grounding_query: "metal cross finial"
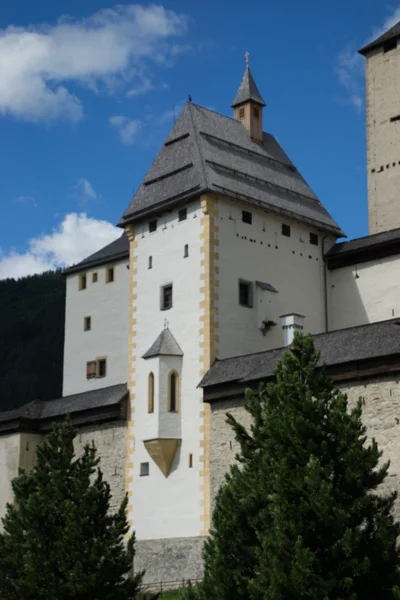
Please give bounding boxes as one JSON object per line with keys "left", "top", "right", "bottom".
{"left": 245, "top": 50, "right": 250, "bottom": 67}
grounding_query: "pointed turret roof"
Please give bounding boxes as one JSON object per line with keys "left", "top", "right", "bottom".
{"left": 119, "top": 102, "right": 343, "bottom": 236}
{"left": 142, "top": 328, "right": 183, "bottom": 359}
{"left": 231, "top": 65, "right": 266, "bottom": 107}
{"left": 359, "top": 21, "right": 400, "bottom": 55}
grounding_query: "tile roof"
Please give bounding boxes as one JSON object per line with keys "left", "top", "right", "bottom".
{"left": 142, "top": 328, "right": 183, "bottom": 359}
{"left": 231, "top": 66, "right": 266, "bottom": 107}
{"left": 0, "top": 384, "right": 128, "bottom": 430}
{"left": 200, "top": 319, "right": 400, "bottom": 388}
{"left": 359, "top": 21, "right": 400, "bottom": 55}
{"left": 65, "top": 233, "right": 129, "bottom": 275}
{"left": 119, "top": 103, "right": 343, "bottom": 236}
{"left": 326, "top": 227, "right": 400, "bottom": 268}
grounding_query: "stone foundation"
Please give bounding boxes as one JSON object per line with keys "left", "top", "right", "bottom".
{"left": 135, "top": 536, "right": 205, "bottom": 587}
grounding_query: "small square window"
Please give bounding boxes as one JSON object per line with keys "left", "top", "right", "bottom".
{"left": 97, "top": 358, "right": 107, "bottom": 378}
{"left": 86, "top": 361, "right": 96, "bottom": 380}
{"left": 282, "top": 224, "right": 291, "bottom": 237}
{"left": 79, "top": 274, "right": 87, "bottom": 291}
{"left": 384, "top": 39, "right": 397, "bottom": 53}
{"left": 178, "top": 208, "right": 187, "bottom": 222}
{"left": 84, "top": 316, "right": 91, "bottom": 331}
{"left": 140, "top": 462, "right": 149, "bottom": 476}
{"left": 239, "top": 107, "right": 245, "bottom": 120}
{"left": 148, "top": 256, "right": 153, "bottom": 269}
{"left": 310, "top": 232, "right": 319, "bottom": 246}
{"left": 239, "top": 280, "right": 253, "bottom": 308}
{"left": 242, "top": 210, "right": 252, "bottom": 224}
{"left": 149, "top": 219, "right": 157, "bottom": 233}
{"left": 161, "top": 284, "right": 173, "bottom": 311}
{"left": 92, "top": 272, "right": 98, "bottom": 283}
{"left": 106, "top": 267, "right": 114, "bottom": 283}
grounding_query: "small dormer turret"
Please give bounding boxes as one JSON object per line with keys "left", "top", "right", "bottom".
{"left": 231, "top": 51, "right": 266, "bottom": 144}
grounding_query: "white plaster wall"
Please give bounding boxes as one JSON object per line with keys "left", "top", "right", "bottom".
{"left": 63, "top": 259, "right": 129, "bottom": 396}
{"left": 0, "top": 434, "right": 20, "bottom": 524}
{"left": 328, "top": 255, "right": 400, "bottom": 331}
{"left": 216, "top": 197, "right": 334, "bottom": 357}
{"left": 132, "top": 199, "right": 203, "bottom": 540}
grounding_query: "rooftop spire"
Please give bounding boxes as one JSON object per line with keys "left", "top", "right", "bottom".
{"left": 231, "top": 54, "right": 266, "bottom": 108}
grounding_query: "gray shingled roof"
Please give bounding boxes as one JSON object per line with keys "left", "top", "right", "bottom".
{"left": 119, "top": 103, "right": 343, "bottom": 236}
{"left": 200, "top": 319, "right": 400, "bottom": 388}
{"left": 327, "top": 227, "right": 400, "bottom": 258}
{"left": 0, "top": 384, "right": 128, "bottom": 426}
{"left": 231, "top": 66, "right": 266, "bottom": 107}
{"left": 142, "top": 328, "right": 183, "bottom": 359}
{"left": 65, "top": 233, "right": 129, "bottom": 275}
{"left": 359, "top": 21, "right": 400, "bottom": 55}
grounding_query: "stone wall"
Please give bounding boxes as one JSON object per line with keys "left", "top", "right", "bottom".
{"left": 210, "top": 375, "right": 400, "bottom": 519}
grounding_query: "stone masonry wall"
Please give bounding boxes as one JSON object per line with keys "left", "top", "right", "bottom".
{"left": 210, "top": 375, "right": 400, "bottom": 519}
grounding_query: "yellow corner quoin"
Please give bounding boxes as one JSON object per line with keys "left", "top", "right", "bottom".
{"left": 125, "top": 224, "right": 137, "bottom": 533}
{"left": 199, "top": 193, "right": 220, "bottom": 536}
{"left": 144, "top": 438, "right": 182, "bottom": 477}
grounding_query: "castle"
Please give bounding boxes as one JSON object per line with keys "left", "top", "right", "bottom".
{"left": 1, "top": 22, "right": 400, "bottom": 585}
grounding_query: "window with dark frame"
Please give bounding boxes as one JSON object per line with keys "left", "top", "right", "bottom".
{"left": 239, "top": 280, "right": 253, "bottom": 308}
{"left": 149, "top": 219, "right": 157, "bottom": 233}
{"left": 92, "top": 272, "right": 98, "bottom": 283}
{"left": 140, "top": 462, "right": 149, "bottom": 476}
{"left": 84, "top": 316, "right": 91, "bottom": 331}
{"left": 309, "top": 232, "right": 319, "bottom": 246}
{"left": 148, "top": 372, "right": 154, "bottom": 413}
{"left": 97, "top": 358, "right": 107, "bottom": 378}
{"left": 184, "top": 244, "right": 189, "bottom": 258}
{"left": 281, "top": 223, "right": 291, "bottom": 237}
{"left": 106, "top": 267, "right": 114, "bottom": 283}
{"left": 384, "top": 39, "right": 397, "bottom": 53}
{"left": 161, "top": 284, "right": 173, "bottom": 310}
{"left": 86, "top": 361, "right": 96, "bottom": 379}
{"left": 178, "top": 207, "right": 187, "bottom": 222}
{"left": 169, "top": 372, "right": 177, "bottom": 412}
{"left": 79, "top": 274, "right": 87, "bottom": 291}
{"left": 242, "top": 210, "right": 252, "bottom": 224}
{"left": 239, "top": 107, "right": 245, "bottom": 119}
{"left": 148, "top": 256, "right": 153, "bottom": 269}
{"left": 253, "top": 107, "right": 260, "bottom": 119}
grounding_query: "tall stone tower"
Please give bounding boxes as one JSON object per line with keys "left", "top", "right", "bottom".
{"left": 360, "top": 22, "right": 400, "bottom": 234}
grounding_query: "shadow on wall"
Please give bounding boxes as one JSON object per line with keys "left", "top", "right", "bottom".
{"left": 328, "top": 262, "right": 374, "bottom": 331}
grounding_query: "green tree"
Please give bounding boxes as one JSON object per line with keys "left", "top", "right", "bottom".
{"left": 0, "top": 419, "right": 155, "bottom": 600}
{"left": 183, "top": 333, "right": 400, "bottom": 599}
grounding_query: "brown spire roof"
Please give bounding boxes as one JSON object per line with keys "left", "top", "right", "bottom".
{"left": 359, "top": 21, "right": 400, "bottom": 55}
{"left": 231, "top": 66, "right": 266, "bottom": 107}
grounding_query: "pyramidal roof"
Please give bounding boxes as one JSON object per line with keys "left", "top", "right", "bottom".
{"left": 119, "top": 102, "right": 343, "bottom": 237}
{"left": 359, "top": 21, "right": 400, "bottom": 55}
{"left": 142, "top": 328, "right": 183, "bottom": 359}
{"left": 231, "top": 66, "right": 266, "bottom": 107}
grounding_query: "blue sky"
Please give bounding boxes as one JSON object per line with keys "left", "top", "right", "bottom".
{"left": 0, "top": 0, "right": 398, "bottom": 278}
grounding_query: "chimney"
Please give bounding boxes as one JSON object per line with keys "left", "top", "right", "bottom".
{"left": 280, "top": 314, "right": 305, "bottom": 346}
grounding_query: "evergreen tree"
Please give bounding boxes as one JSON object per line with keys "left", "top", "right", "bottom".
{"left": 183, "top": 333, "right": 400, "bottom": 600}
{"left": 0, "top": 419, "right": 154, "bottom": 600}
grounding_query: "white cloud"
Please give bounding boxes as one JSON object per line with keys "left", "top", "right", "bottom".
{"left": 14, "top": 194, "right": 38, "bottom": 208}
{"left": 109, "top": 115, "right": 142, "bottom": 144}
{"left": 76, "top": 177, "right": 97, "bottom": 201}
{"left": 336, "top": 6, "right": 400, "bottom": 111}
{"left": 0, "top": 4, "right": 187, "bottom": 123}
{"left": 0, "top": 213, "right": 121, "bottom": 280}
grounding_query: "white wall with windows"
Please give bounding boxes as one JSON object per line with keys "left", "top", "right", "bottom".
{"left": 216, "top": 196, "right": 336, "bottom": 358}
{"left": 131, "top": 199, "right": 203, "bottom": 541}
{"left": 63, "top": 259, "right": 129, "bottom": 396}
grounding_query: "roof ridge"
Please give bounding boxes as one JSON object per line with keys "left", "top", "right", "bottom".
{"left": 187, "top": 103, "right": 210, "bottom": 190}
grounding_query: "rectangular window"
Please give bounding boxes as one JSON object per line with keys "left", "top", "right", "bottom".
{"left": 106, "top": 267, "right": 114, "bottom": 283}
{"left": 140, "top": 462, "right": 149, "bottom": 477}
{"left": 97, "top": 358, "right": 107, "bottom": 378}
{"left": 161, "top": 284, "right": 173, "bottom": 311}
{"left": 178, "top": 207, "right": 187, "bottom": 222}
{"left": 281, "top": 224, "right": 291, "bottom": 237}
{"left": 188, "top": 453, "right": 193, "bottom": 468}
{"left": 84, "top": 316, "right": 91, "bottom": 331}
{"left": 149, "top": 219, "right": 157, "bottom": 233}
{"left": 239, "top": 107, "right": 245, "bottom": 120}
{"left": 239, "top": 280, "right": 253, "bottom": 308}
{"left": 86, "top": 361, "right": 96, "bottom": 379}
{"left": 390, "top": 115, "right": 400, "bottom": 122}
{"left": 242, "top": 210, "right": 252, "bottom": 224}
{"left": 253, "top": 107, "right": 260, "bottom": 119}
{"left": 79, "top": 274, "right": 87, "bottom": 291}
{"left": 309, "top": 232, "right": 319, "bottom": 246}
{"left": 384, "top": 39, "right": 397, "bottom": 53}
{"left": 184, "top": 244, "right": 189, "bottom": 258}
{"left": 92, "top": 272, "right": 98, "bottom": 283}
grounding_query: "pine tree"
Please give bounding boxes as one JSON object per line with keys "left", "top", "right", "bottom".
{"left": 0, "top": 419, "right": 154, "bottom": 600}
{"left": 183, "top": 333, "right": 400, "bottom": 599}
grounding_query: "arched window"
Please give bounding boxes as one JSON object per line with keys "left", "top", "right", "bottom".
{"left": 148, "top": 372, "right": 154, "bottom": 413}
{"left": 168, "top": 371, "right": 179, "bottom": 412}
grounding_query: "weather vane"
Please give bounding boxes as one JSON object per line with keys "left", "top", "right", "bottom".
{"left": 245, "top": 50, "right": 250, "bottom": 67}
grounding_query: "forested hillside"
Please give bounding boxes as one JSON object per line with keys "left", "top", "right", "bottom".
{"left": 0, "top": 271, "right": 65, "bottom": 412}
